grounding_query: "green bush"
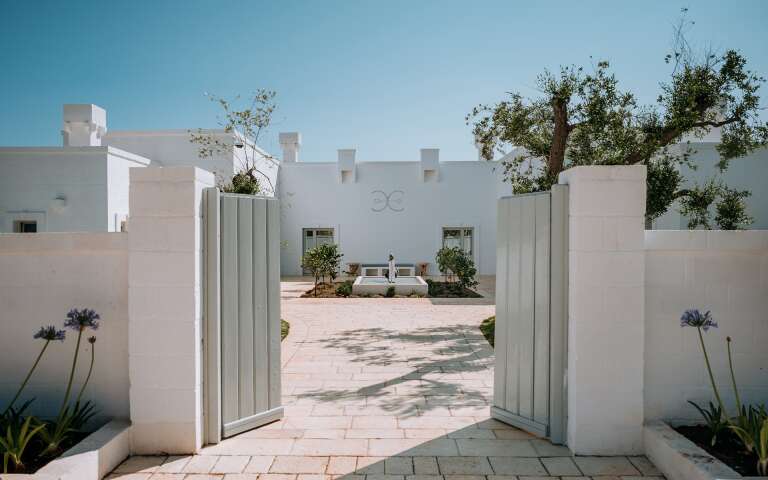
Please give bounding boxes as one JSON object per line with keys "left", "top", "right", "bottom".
{"left": 435, "top": 246, "right": 478, "bottom": 290}
{"left": 223, "top": 168, "right": 261, "bottom": 195}
{"left": 385, "top": 286, "right": 396, "bottom": 297}
{"left": 336, "top": 281, "right": 353, "bottom": 297}
{"left": 302, "top": 243, "right": 343, "bottom": 296}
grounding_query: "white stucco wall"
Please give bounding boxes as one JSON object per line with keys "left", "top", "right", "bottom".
{"left": 0, "top": 232, "right": 129, "bottom": 424}
{"left": 0, "top": 147, "right": 148, "bottom": 233}
{"left": 644, "top": 230, "right": 768, "bottom": 424}
{"left": 278, "top": 160, "right": 510, "bottom": 276}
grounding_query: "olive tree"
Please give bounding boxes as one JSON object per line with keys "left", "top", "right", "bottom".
{"left": 190, "top": 90, "right": 277, "bottom": 194}
{"left": 468, "top": 11, "right": 767, "bottom": 225}
{"left": 301, "top": 243, "right": 343, "bottom": 296}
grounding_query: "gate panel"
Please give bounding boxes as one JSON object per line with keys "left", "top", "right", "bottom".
{"left": 492, "top": 186, "right": 568, "bottom": 444}
{"left": 204, "top": 188, "right": 283, "bottom": 443}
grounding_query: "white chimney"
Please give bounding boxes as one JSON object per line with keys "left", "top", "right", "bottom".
{"left": 337, "top": 149, "right": 356, "bottom": 183}
{"left": 420, "top": 148, "right": 439, "bottom": 182}
{"left": 279, "top": 132, "right": 301, "bottom": 162}
{"left": 61, "top": 104, "right": 107, "bottom": 147}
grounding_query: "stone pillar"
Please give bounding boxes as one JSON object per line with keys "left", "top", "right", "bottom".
{"left": 558, "top": 165, "right": 646, "bottom": 455}
{"left": 127, "top": 166, "right": 214, "bottom": 454}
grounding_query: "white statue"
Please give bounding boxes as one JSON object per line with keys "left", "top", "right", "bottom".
{"left": 387, "top": 253, "right": 396, "bottom": 283}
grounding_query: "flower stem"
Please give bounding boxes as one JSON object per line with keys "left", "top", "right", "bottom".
{"left": 57, "top": 328, "right": 83, "bottom": 421}
{"left": 75, "top": 341, "right": 95, "bottom": 405}
{"left": 2, "top": 340, "right": 50, "bottom": 416}
{"left": 726, "top": 338, "right": 742, "bottom": 412}
{"left": 698, "top": 327, "right": 726, "bottom": 417}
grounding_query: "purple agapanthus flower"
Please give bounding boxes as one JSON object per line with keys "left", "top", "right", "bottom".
{"left": 64, "top": 308, "right": 100, "bottom": 331}
{"left": 680, "top": 309, "right": 717, "bottom": 331}
{"left": 34, "top": 325, "right": 66, "bottom": 341}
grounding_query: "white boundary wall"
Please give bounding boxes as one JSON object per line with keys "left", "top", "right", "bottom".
{"left": 0, "top": 232, "right": 129, "bottom": 423}
{"left": 644, "top": 230, "right": 768, "bottom": 424}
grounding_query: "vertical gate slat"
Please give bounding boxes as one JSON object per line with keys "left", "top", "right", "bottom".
{"left": 493, "top": 199, "right": 510, "bottom": 408}
{"left": 266, "top": 199, "right": 282, "bottom": 409}
{"left": 237, "top": 198, "right": 255, "bottom": 417}
{"left": 221, "top": 198, "right": 239, "bottom": 424}
{"left": 533, "top": 194, "right": 551, "bottom": 423}
{"left": 252, "top": 199, "right": 269, "bottom": 412}
{"left": 518, "top": 196, "right": 536, "bottom": 419}
{"left": 504, "top": 198, "right": 522, "bottom": 414}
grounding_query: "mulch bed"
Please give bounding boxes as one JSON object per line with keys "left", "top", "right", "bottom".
{"left": 675, "top": 425, "right": 758, "bottom": 476}
{"left": 300, "top": 280, "right": 482, "bottom": 298}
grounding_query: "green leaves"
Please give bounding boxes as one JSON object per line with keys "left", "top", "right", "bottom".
{"left": 435, "top": 246, "right": 478, "bottom": 290}
{"left": 302, "top": 243, "right": 344, "bottom": 295}
{"left": 0, "top": 414, "right": 45, "bottom": 473}
{"left": 688, "top": 400, "right": 727, "bottom": 446}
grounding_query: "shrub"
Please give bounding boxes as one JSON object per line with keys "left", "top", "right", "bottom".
{"left": 223, "top": 168, "right": 261, "bottom": 195}
{"left": 302, "top": 243, "right": 343, "bottom": 296}
{"left": 336, "top": 281, "right": 353, "bottom": 297}
{"left": 715, "top": 187, "right": 753, "bottom": 230}
{"left": 385, "top": 286, "right": 396, "bottom": 298}
{"left": 435, "top": 246, "right": 478, "bottom": 290}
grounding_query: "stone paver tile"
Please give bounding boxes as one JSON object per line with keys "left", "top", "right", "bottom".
{"left": 517, "top": 477, "right": 560, "bottom": 480}
{"left": 201, "top": 439, "right": 296, "bottom": 456}
{"left": 443, "top": 476, "right": 487, "bottom": 480}
{"left": 369, "top": 438, "right": 459, "bottom": 457}
{"left": 446, "top": 428, "right": 496, "bottom": 439}
{"left": 156, "top": 456, "right": 192, "bottom": 473}
{"left": 292, "top": 439, "right": 368, "bottom": 456}
{"left": 184, "top": 475, "right": 226, "bottom": 480}
{"left": 493, "top": 429, "right": 536, "bottom": 440}
{"left": 398, "top": 417, "right": 477, "bottom": 430}
{"left": 332, "top": 476, "right": 364, "bottom": 480}
{"left": 115, "top": 456, "right": 167, "bottom": 473}
{"left": 455, "top": 439, "right": 537, "bottom": 457}
{"left": 183, "top": 455, "right": 220, "bottom": 473}
{"left": 486, "top": 476, "right": 522, "bottom": 480}
{"left": 412, "top": 457, "right": 439, "bottom": 474}
{"left": 572, "top": 457, "right": 640, "bottom": 476}
{"left": 352, "top": 416, "right": 399, "bottom": 429}
{"left": 385, "top": 457, "right": 414, "bottom": 474}
{"left": 529, "top": 439, "right": 572, "bottom": 456}
{"left": 627, "top": 456, "right": 662, "bottom": 476}
{"left": 621, "top": 476, "right": 664, "bottom": 480}
{"left": 240, "top": 429, "right": 305, "bottom": 439}
{"left": 296, "top": 475, "right": 332, "bottom": 480}
{"left": 284, "top": 417, "right": 352, "bottom": 429}
{"left": 270, "top": 456, "right": 329, "bottom": 474}
{"left": 541, "top": 456, "right": 581, "bottom": 476}
{"left": 244, "top": 455, "right": 275, "bottom": 473}
{"left": 346, "top": 429, "right": 405, "bottom": 439}
{"left": 437, "top": 456, "right": 493, "bottom": 474}
{"left": 326, "top": 456, "right": 358, "bottom": 475}
{"left": 212, "top": 456, "right": 251, "bottom": 474}
{"left": 366, "top": 475, "right": 406, "bottom": 480}
{"left": 106, "top": 474, "right": 153, "bottom": 480}
{"left": 258, "top": 475, "right": 298, "bottom": 480}
{"left": 303, "top": 429, "right": 347, "bottom": 439}
{"left": 355, "top": 456, "right": 386, "bottom": 474}
{"left": 404, "top": 429, "right": 447, "bottom": 439}
{"left": 405, "top": 476, "right": 443, "bottom": 480}
{"left": 222, "top": 474, "right": 260, "bottom": 480}
{"left": 488, "top": 457, "right": 547, "bottom": 476}
{"left": 148, "top": 474, "right": 186, "bottom": 480}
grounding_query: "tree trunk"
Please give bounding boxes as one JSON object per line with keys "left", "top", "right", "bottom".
{"left": 549, "top": 98, "right": 568, "bottom": 177}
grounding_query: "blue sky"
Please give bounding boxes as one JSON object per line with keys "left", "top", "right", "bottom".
{"left": 1, "top": 1, "right": 766, "bottom": 162}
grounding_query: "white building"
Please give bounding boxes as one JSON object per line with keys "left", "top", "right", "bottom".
{"left": 276, "top": 136, "right": 511, "bottom": 276}
{"left": 0, "top": 104, "right": 276, "bottom": 233}
{"left": 1, "top": 104, "right": 766, "bottom": 275}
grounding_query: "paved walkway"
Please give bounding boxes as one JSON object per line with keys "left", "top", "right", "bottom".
{"left": 109, "top": 279, "right": 662, "bottom": 479}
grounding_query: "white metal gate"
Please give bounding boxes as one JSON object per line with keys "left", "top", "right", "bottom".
{"left": 204, "top": 188, "right": 283, "bottom": 444}
{"left": 492, "top": 185, "right": 568, "bottom": 444}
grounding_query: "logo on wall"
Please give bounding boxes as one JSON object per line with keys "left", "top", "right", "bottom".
{"left": 371, "top": 190, "right": 405, "bottom": 212}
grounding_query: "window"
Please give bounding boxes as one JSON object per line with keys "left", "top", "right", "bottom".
{"left": 442, "top": 227, "right": 473, "bottom": 256}
{"left": 13, "top": 220, "right": 37, "bottom": 233}
{"left": 302, "top": 228, "right": 335, "bottom": 274}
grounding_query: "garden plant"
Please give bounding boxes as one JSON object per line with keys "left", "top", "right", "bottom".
{"left": 0, "top": 308, "right": 101, "bottom": 474}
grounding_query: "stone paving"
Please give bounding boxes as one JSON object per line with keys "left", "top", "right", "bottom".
{"left": 108, "top": 278, "right": 663, "bottom": 479}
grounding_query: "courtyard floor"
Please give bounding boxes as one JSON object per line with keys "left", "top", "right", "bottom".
{"left": 108, "top": 277, "right": 663, "bottom": 479}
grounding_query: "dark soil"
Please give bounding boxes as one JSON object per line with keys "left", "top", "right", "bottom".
{"left": 14, "top": 431, "right": 89, "bottom": 474}
{"left": 675, "top": 424, "right": 758, "bottom": 476}
{"left": 300, "top": 280, "right": 482, "bottom": 298}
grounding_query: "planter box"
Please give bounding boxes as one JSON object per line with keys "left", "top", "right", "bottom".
{"left": 6, "top": 419, "right": 131, "bottom": 480}
{"left": 352, "top": 275, "right": 428, "bottom": 296}
{"left": 644, "top": 420, "right": 765, "bottom": 480}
